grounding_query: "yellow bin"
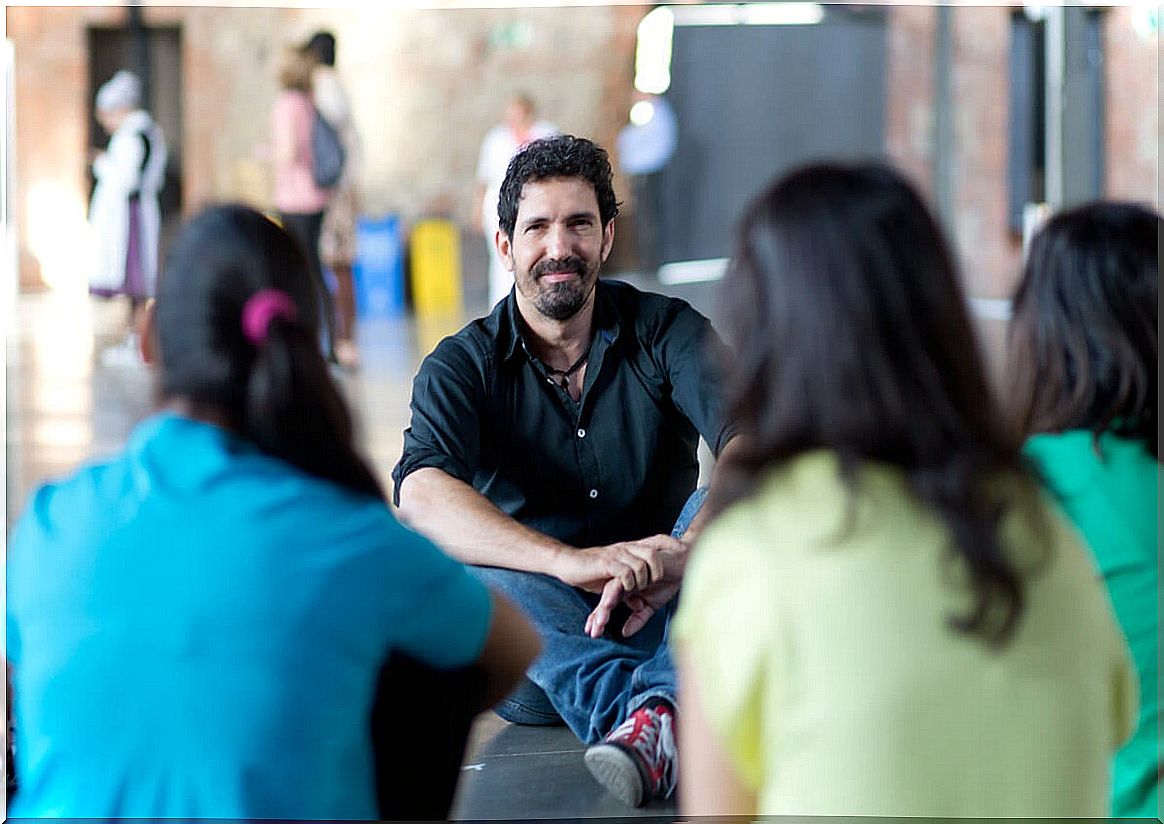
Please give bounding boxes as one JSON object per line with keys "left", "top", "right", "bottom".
{"left": 409, "top": 218, "right": 462, "bottom": 314}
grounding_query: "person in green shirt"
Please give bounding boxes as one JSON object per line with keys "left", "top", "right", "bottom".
{"left": 672, "top": 163, "right": 1136, "bottom": 817}
{"left": 1007, "top": 201, "right": 1160, "bottom": 819}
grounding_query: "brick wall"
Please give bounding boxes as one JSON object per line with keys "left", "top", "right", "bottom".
{"left": 280, "top": 6, "right": 645, "bottom": 220}
{"left": 1104, "top": 5, "right": 1160, "bottom": 204}
{"left": 884, "top": 5, "right": 1021, "bottom": 299}
{"left": 7, "top": 5, "right": 647, "bottom": 289}
{"left": 884, "top": 4, "right": 935, "bottom": 195}
{"left": 6, "top": 4, "right": 1157, "bottom": 295}
{"left": 8, "top": 6, "right": 121, "bottom": 290}
{"left": 948, "top": 6, "right": 1018, "bottom": 300}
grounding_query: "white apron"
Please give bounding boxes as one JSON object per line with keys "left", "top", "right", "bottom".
{"left": 88, "top": 110, "right": 168, "bottom": 296}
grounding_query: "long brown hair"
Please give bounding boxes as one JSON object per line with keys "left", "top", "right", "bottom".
{"left": 711, "top": 162, "right": 1040, "bottom": 645}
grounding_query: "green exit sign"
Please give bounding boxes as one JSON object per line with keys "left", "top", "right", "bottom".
{"left": 490, "top": 21, "right": 534, "bottom": 50}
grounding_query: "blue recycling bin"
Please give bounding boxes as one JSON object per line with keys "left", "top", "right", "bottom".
{"left": 354, "top": 215, "right": 405, "bottom": 317}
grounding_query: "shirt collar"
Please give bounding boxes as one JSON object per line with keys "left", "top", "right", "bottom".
{"left": 499, "top": 291, "right": 523, "bottom": 363}
{"left": 499, "top": 281, "right": 622, "bottom": 364}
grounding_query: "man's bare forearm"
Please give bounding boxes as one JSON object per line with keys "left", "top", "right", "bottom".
{"left": 396, "top": 467, "right": 570, "bottom": 574}
{"left": 398, "top": 468, "right": 675, "bottom": 598}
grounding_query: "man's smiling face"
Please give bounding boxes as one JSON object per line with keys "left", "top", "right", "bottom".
{"left": 499, "top": 176, "right": 614, "bottom": 322}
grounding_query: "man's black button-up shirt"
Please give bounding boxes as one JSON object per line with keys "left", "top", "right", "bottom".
{"left": 392, "top": 280, "right": 735, "bottom": 548}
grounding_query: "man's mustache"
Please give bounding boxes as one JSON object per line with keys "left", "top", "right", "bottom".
{"left": 532, "top": 257, "right": 586, "bottom": 279}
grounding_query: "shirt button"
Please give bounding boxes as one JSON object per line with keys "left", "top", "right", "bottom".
{"left": 589, "top": 489, "right": 598, "bottom": 499}
{"left": 577, "top": 428, "right": 586, "bottom": 438}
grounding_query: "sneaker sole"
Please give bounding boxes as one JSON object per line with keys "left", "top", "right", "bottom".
{"left": 584, "top": 744, "right": 646, "bottom": 807}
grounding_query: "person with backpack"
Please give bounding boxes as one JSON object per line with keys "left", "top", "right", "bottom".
{"left": 271, "top": 46, "right": 337, "bottom": 363}
{"left": 302, "top": 30, "right": 362, "bottom": 370}
{"left": 5, "top": 204, "right": 541, "bottom": 818}
{"left": 87, "top": 69, "right": 168, "bottom": 367}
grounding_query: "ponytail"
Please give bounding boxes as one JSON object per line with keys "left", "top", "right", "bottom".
{"left": 155, "top": 205, "right": 384, "bottom": 501}
{"left": 244, "top": 314, "right": 384, "bottom": 499}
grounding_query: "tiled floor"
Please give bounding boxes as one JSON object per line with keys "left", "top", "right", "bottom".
{"left": 5, "top": 266, "right": 716, "bottom": 819}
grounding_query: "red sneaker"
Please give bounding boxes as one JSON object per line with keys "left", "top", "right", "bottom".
{"left": 583, "top": 703, "right": 677, "bottom": 806}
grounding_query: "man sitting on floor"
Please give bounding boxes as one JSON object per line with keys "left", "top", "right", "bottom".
{"left": 392, "top": 135, "right": 735, "bottom": 807}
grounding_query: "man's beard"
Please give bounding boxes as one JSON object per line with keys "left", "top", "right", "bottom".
{"left": 522, "top": 256, "right": 597, "bottom": 320}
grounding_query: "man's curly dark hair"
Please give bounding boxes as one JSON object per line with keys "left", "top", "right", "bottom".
{"left": 497, "top": 134, "right": 621, "bottom": 239}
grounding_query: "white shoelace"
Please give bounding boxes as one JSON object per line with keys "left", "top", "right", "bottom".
{"left": 609, "top": 707, "right": 677, "bottom": 797}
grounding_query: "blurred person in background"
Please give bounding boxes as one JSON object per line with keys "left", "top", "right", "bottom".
{"left": 616, "top": 91, "right": 677, "bottom": 275}
{"left": 673, "top": 163, "right": 1135, "bottom": 817}
{"left": 473, "top": 93, "right": 556, "bottom": 308}
{"left": 88, "top": 69, "right": 168, "bottom": 367}
{"left": 272, "top": 46, "right": 336, "bottom": 363}
{"left": 303, "top": 30, "right": 362, "bottom": 370}
{"left": 5, "top": 204, "right": 539, "bottom": 819}
{"left": 1007, "top": 201, "right": 1160, "bottom": 819}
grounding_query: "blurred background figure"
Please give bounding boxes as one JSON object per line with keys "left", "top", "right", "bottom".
{"left": 616, "top": 91, "right": 676, "bottom": 275}
{"left": 1007, "top": 201, "right": 1160, "bottom": 820}
{"left": 673, "top": 163, "right": 1135, "bottom": 818}
{"left": 473, "top": 93, "right": 556, "bottom": 308}
{"left": 303, "top": 30, "right": 362, "bottom": 370}
{"left": 88, "top": 69, "right": 168, "bottom": 367}
{"left": 271, "top": 46, "right": 337, "bottom": 363}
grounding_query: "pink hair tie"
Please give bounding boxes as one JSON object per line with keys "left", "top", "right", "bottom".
{"left": 242, "top": 289, "right": 298, "bottom": 345}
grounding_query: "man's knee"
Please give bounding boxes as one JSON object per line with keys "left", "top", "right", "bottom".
{"left": 493, "top": 677, "right": 564, "bottom": 727}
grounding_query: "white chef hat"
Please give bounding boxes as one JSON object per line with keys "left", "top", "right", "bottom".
{"left": 96, "top": 70, "right": 142, "bottom": 112}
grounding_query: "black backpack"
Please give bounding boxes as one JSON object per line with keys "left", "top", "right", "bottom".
{"left": 311, "top": 107, "right": 345, "bottom": 189}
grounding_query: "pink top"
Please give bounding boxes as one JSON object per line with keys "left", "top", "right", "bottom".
{"left": 272, "top": 90, "right": 329, "bottom": 214}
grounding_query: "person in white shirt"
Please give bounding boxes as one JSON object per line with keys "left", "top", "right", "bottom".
{"left": 88, "top": 69, "right": 168, "bottom": 367}
{"left": 617, "top": 92, "right": 677, "bottom": 274}
{"left": 472, "top": 94, "right": 556, "bottom": 308}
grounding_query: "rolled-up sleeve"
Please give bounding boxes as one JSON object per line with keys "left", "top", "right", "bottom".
{"left": 391, "top": 339, "right": 485, "bottom": 505}
{"left": 654, "top": 302, "right": 738, "bottom": 456}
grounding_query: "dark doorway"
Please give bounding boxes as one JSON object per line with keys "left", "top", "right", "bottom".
{"left": 657, "top": 5, "right": 888, "bottom": 266}
{"left": 88, "top": 24, "right": 183, "bottom": 259}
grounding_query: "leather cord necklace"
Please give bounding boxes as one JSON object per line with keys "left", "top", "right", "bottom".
{"left": 518, "top": 333, "right": 590, "bottom": 395}
{"left": 544, "top": 349, "right": 589, "bottom": 392}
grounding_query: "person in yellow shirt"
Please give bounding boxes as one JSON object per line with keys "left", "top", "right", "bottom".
{"left": 672, "top": 163, "right": 1136, "bottom": 817}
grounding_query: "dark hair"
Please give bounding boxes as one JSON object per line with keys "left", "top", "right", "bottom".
{"left": 154, "top": 204, "right": 384, "bottom": 499}
{"left": 1007, "top": 202, "right": 1160, "bottom": 459}
{"left": 303, "top": 31, "right": 337, "bottom": 66}
{"left": 278, "top": 47, "right": 313, "bottom": 92}
{"left": 497, "top": 134, "right": 620, "bottom": 239}
{"left": 712, "top": 162, "right": 1041, "bottom": 645}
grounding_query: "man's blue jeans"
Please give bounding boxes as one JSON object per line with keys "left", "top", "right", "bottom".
{"left": 470, "top": 488, "right": 706, "bottom": 745}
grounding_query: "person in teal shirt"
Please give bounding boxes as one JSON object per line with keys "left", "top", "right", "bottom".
{"left": 1008, "top": 200, "right": 1160, "bottom": 819}
{"left": 5, "top": 205, "right": 540, "bottom": 819}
